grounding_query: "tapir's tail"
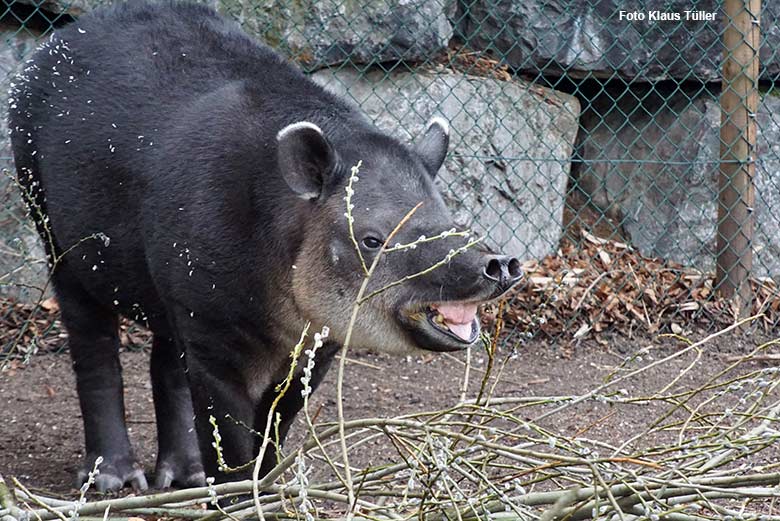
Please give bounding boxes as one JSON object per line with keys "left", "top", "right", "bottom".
{"left": 9, "top": 114, "right": 61, "bottom": 268}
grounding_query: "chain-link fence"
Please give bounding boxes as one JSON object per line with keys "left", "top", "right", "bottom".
{"left": 1, "top": 0, "right": 777, "bottom": 352}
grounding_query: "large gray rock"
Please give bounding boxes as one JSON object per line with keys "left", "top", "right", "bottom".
{"left": 460, "top": 0, "right": 780, "bottom": 82}
{"left": 576, "top": 87, "right": 780, "bottom": 277}
{"left": 313, "top": 68, "right": 580, "bottom": 260}
{"left": 1, "top": 30, "right": 50, "bottom": 301}
{"left": 216, "top": 0, "right": 456, "bottom": 68}
{"left": 13, "top": 0, "right": 456, "bottom": 69}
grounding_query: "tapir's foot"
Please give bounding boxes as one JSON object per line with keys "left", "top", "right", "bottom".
{"left": 77, "top": 454, "right": 148, "bottom": 492}
{"left": 154, "top": 455, "right": 205, "bottom": 489}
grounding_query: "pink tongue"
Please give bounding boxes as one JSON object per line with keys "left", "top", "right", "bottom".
{"left": 431, "top": 303, "right": 478, "bottom": 341}
{"left": 447, "top": 322, "right": 474, "bottom": 341}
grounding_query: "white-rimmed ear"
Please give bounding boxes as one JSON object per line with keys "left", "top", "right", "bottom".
{"left": 277, "top": 121, "right": 337, "bottom": 199}
{"left": 415, "top": 117, "right": 450, "bottom": 177}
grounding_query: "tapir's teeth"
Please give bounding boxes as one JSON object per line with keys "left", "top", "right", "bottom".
{"left": 434, "top": 313, "right": 446, "bottom": 324}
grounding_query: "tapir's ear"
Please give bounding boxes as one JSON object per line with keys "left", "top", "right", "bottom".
{"left": 415, "top": 117, "right": 450, "bottom": 177}
{"left": 277, "top": 121, "right": 337, "bottom": 199}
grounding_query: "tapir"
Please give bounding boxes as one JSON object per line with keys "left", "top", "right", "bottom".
{"left": 9, "top": 1, "right": 523, "bottom": 491}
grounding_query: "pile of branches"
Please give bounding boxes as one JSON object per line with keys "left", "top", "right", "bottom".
{"left": 2, "top": 320, "right": 780, "bottom": 521}
{"left": 504, "top": 230, "right": 780, "bottom": 342}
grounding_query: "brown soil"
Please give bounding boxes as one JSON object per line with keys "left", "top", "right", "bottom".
{"left": 1, "top": 328, "right": 777, "bottom": 498}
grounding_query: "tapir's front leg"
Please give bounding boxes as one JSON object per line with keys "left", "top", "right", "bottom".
{"left": 252, "top": 340, "right": 340, "bottom": 476}
{"left": 185, "top": 348, "right": 258, "bottom": 485}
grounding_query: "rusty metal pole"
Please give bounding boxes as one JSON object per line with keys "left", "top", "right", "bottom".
{"left": 716, "top": 0, "right": 760, "bottom": 316}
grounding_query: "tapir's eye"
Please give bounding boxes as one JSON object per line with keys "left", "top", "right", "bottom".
{"left": 361, "top": 236, "right": 384, "bottom": 250}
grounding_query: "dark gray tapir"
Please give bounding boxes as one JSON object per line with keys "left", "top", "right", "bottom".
{"left": 9, "top": 1, "right": 522, "bottom": 491}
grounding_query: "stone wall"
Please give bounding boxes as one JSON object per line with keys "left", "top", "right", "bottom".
{"left": 458, "top": 1, "right": 780, "bottom": 82}
{"left": 576, "top": 88, "right": 780, "bottom": 278}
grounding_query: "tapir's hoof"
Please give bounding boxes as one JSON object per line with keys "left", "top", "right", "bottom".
{"left": 154, "top": 459, "right": 206, "bottom": 489}
{"left": 77, "top": 455, "right": 149, "bottom": 493}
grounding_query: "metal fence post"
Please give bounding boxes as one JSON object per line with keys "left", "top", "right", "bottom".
{"left": 716, "top": 0, "right": 760, "bottom": 315}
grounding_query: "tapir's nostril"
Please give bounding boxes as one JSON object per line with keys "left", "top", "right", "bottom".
{"left": 508, "top": 258, "right": 522, "bottom": 279}
{"left": 485, "top": 258, "right": 503, "bottom": 281}
{"left": 483, "top": 255, "right": 523, "bottom": 288}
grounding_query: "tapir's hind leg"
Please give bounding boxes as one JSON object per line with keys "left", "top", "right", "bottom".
{"left": 149, "top": 328, "right": 205, "bottom": 488}
{"left": 53, "top": 271, "right": 148, "bottom": 492}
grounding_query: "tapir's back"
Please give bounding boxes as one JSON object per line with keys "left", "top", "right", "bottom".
{"left": 11, "top": 3, "right": 322, "bottom": 270}
{"left": 8, "top": 1, "right": 330, "bottom": 317}
{"left": 11, "top": 1, "right": 300, "bottom": 212}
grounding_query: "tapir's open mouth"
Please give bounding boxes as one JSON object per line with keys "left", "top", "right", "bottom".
{"left": 400, "top": 300, "right": 483, "bottom": 352}
{"left": 398, "top": 270, "right": 523, "bottom": 352}
{"left": 426, "top": 302, "right": 480, "bottom": 344}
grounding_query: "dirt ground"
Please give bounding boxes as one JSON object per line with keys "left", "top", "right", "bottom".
{"left": 0, "top": 327, "right": 778, "bottom": 498}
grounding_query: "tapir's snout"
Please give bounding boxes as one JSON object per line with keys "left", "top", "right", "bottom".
{"left": 396, "top": 251, "right": 524, "bottom": 353}
{"left": 482, "top": 254, "right": 524, "bottom": 293}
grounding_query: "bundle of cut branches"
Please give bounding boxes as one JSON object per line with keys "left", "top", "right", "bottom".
{"left": 2, "top": 319, "right": 780, "bottom": 521}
